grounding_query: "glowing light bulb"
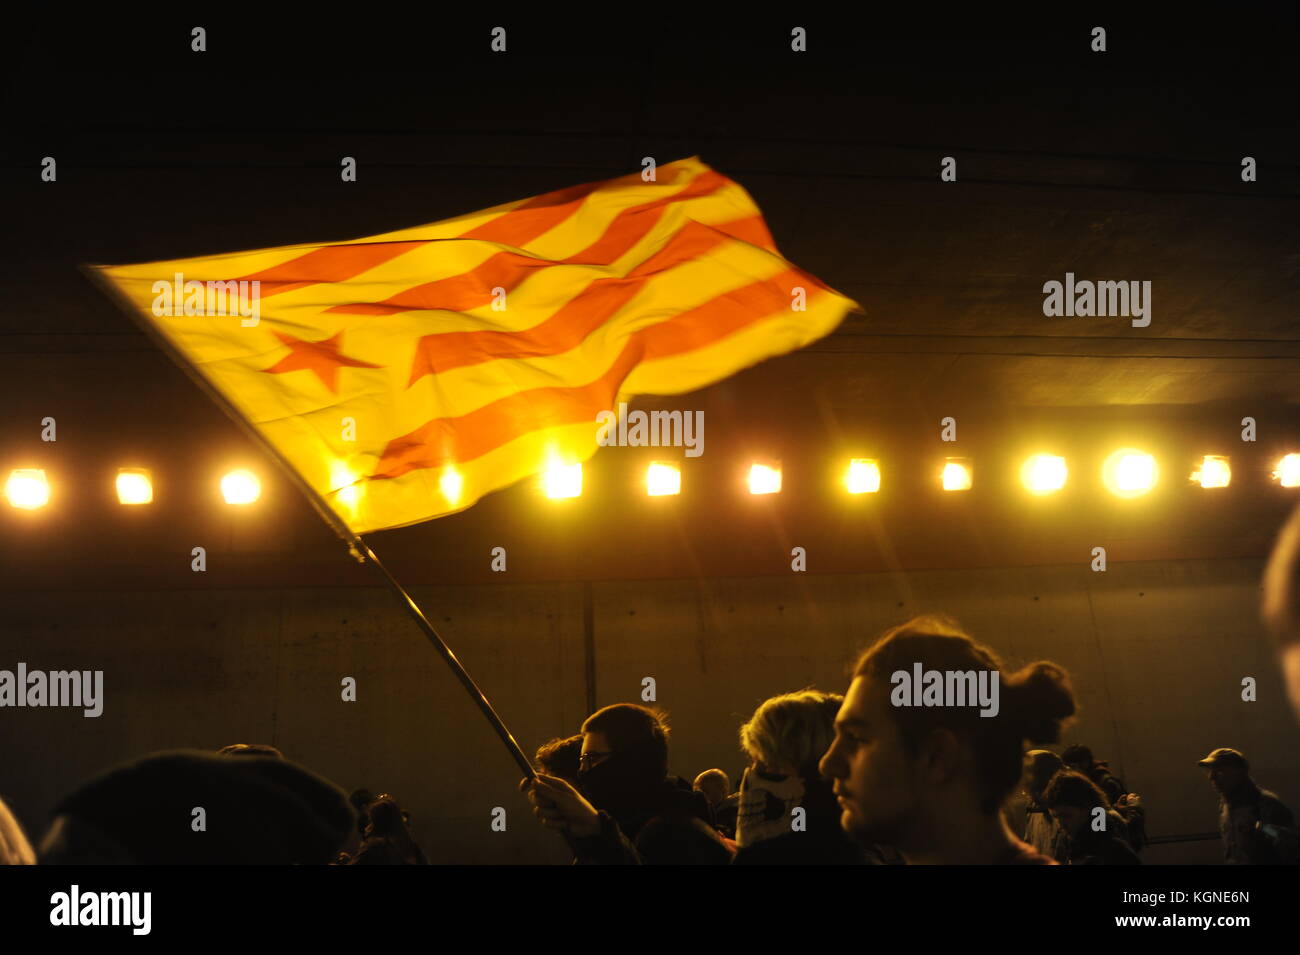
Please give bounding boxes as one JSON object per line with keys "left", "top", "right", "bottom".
{"left": 1021, "top": 455, "right": 1067, "bottom": 495}
{"left": 942, "top": 459, "right": 972, "bottom": 491}
{"left": 543, "top": 461, "right": 582, "bottom": 499}
{"left": 1103, "top": 450, "right": 1156, "bottom": 498}
{"left": 116, "top": 468, "right": 153, "bottom": 505}
{"left": 646, "top": 462, "right": 681, "bottom": 497}
{"left": 440, "top": 467, "right": 464, "bottom": 506}
{"left": 748, "top": 463, "right": 782, "bottom": 495}
{"left": 1275, "top": 454, "right": 1300, "bottom": 488}
{"left": 5, "top": 469, "right": 49, "bottom": 509}
{"left": 846, "top": 459, "right": 881, "bottom": 494}
{"left": 221, "top": 469, "right": 261, "bottom": 505}
{"left": 1192, "top": 455, "right": 1231, "bottom": 489}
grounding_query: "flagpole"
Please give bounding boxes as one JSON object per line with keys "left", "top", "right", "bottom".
{"left": 83, "top": 266, "right": 537, "bottom": 780}
{"left": 351, "top": 536, "right": 537, "bottom": 778}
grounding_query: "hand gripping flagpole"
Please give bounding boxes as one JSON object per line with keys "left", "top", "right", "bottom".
{"left": 85, "top": 266, "right": 537, "bottom": 780}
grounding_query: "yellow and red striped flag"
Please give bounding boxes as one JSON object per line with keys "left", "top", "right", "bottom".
{"left": 93, "top": 157, "right": 860, "bottom": 534}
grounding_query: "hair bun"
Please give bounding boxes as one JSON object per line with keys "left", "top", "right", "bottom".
{"left": 1004, "top": 662, "right": 1076, "bottom": 743}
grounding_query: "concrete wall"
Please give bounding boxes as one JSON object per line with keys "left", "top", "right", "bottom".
{"left": 2, "top": 557, "right": 1295, "bottom": 864}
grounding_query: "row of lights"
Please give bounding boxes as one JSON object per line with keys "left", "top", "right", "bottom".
{"left": 4, "top": 468, "right": 262, "bottom": 510}
{"left": 548, "top": 451, "right": 1300, "bottom": 499}
{"left": 6, "top": 453, "right": 1300, "bottom": 511}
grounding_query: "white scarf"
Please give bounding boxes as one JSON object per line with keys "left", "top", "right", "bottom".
{"left": 735, "top": 766, "right": 805, "bottom": 848}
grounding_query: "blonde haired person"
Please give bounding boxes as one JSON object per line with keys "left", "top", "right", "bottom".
{"left": 733, "top": 689, "right": 892, "bottom": 864}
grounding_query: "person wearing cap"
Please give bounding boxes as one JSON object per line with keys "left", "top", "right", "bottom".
{"left": 1199, "top": 747, "right": 1297, "bottom": 865}
{"left": 1263, "top": 501, "right": 1300, "bottom": 724}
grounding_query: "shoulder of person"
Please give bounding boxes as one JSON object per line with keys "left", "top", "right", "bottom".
{"left": 1258, "top": 790, "right": 1295, "bottom": 819}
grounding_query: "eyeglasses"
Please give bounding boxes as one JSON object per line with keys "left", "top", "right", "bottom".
{"left": 578, "top": 751, "right": 612, "bottom": 770}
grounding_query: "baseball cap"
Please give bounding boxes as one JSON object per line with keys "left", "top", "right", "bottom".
{"left": 1198, "top": 747, "right": 1249, "bottom": 770}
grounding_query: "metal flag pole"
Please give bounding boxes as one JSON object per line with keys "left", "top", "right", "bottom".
{"left": 84, "top": 266, "right": 537, "bottom": 780}
{"left": 350, "top": 535, "right": 536, "bottom": 778}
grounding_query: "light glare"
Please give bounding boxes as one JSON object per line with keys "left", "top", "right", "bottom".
{"left": 5, "top": 469, "right": 49, "bottom": 510}
{"left": 116, "top": 468, "right": 153, "bottom": 505}
{"left": 221, "top": 469, "right": 261, "bottom": 505}
{"left": 646, "top": 462, "right": 680, "bottom": 497}
{"left": 1103, "top": 450, "right": 1156, "bottom": 498}
{"left": 942, "top": 459, "right": 972, "bottom": 491}
{"left": 846, "top": 459, "right": 881, "bottom": 494}
{"left": 748, "top": 463, "right": 782, "bottom": 495}
{"left": 330, "top": 462, "right": 362, "bottom": 512}
{"left": 1275, "top": 454, "right": 1300, "bottom": 488}
{"left": 440, "top": 467, "right": 464, "bottom": 505}
{"left": 1192, "top": 455, "right": 1231, "bottom": 489}
{"left": 1021, "top": 454, "right": 1067, "bottom": 495}
{"left": 543, "top": 461, "right": 582, "bottom": 499}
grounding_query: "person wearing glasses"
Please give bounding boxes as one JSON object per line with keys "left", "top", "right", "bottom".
{"left": 522, "top": 703, "right": 729, "bottom": 864}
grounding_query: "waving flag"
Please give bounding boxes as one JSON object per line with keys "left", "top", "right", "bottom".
{"left": 93, "top": 157, "right": 860, "bottom": 534}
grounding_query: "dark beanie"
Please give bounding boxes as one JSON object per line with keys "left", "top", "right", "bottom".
{"left": 52, "top": 749, "right": 354, "bottom": 864}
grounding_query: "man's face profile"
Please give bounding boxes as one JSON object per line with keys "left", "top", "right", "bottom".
{"left": 819, "top": 675, "right": 917, "bottom": 847}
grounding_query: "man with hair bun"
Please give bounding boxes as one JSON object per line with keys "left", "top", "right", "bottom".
{"left": 820, "top": 615, "right": 1077, "bottom": 864}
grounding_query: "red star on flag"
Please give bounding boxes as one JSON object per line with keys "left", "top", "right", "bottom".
{"left": 262, "top": 330, "right": 380, "bottom": 393}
